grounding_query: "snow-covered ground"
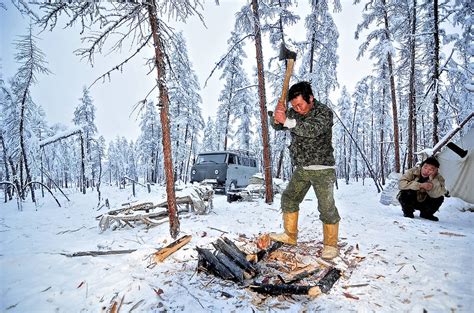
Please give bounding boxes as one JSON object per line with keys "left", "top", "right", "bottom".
{"left": 1, "top": 180, "right": 473, "bottom": 312}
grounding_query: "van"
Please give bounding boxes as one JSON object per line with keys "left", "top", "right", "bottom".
{"left": 190, "top": 151, "right": 258, "bottom": 193}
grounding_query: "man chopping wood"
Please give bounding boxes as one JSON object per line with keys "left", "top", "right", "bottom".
{"left": 268, "top": 81, "right": 341, "bottom": 260}
{"left": 398, "top": 156, "right": 446, "bottom": 221}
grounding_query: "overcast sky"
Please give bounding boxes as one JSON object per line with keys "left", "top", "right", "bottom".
{"left": 1, "top": 1, "right": 367, "bottom": 144}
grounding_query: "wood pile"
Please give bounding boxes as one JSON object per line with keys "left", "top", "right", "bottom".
{"left": 196, "top": 236, "right": 364, "bottom": 299}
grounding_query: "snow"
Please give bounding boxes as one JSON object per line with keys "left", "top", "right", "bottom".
{"left": 1, "top": 180, "right": 473, "bottom": 312}
{"left": 37, "top": 126, "right": 83, "bottom": 147}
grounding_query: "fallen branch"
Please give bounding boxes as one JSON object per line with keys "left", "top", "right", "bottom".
{"left": 61, "top": 249, "right": 137, "bottom": 257}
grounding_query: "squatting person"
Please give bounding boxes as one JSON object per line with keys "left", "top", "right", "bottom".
{"left": 268, "top": 81, "right": 341, "bottom": 260}
{"left": 398, "top": 156, "right": 446, "bottom": 221}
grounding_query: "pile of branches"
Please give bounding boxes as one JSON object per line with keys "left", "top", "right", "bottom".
{"left": 97, "top": 185, "right": 214, "bottom": 231}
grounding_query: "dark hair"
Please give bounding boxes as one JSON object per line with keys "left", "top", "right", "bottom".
{"left": 288, "top": 81, "right": 313, "bottom": 104}
{"left": 421, "top": 156, "right": 440, "bottom": 168}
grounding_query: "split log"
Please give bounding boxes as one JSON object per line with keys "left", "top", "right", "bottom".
{"left": 212, "top": 237, "right": 258, "bottom": 277}
{"left": 317, "top": 268, "right": 342, "bottom": 293}
{"left": 249, "top": 267, "right": 341, "bottom": 297}
{"left": 154, "top": 235, "right": 192, "bottom": 262}
{"left": 247, "top": 241, "right": 283, "bottom": 263}
{"left": 61, "top": 249, "right": 137, "bottom": 257}
{"left": 196, "top": 247, "right": 236, "bottom": 281}
{"left": 283, "top": 264, "right": 320, "bottom": 284}
{"left": 249, "top": 283, "right": 322, "bottom": 297}
{"left": 214, "top": 251, "right": 245, "bottom": 283}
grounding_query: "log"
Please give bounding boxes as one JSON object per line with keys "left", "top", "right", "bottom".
{"left": 317, "top": 268, "right": 342, "bottom": 293}
{"left": 255, "top": 241, "right": 283, "bottom": 262}
{"left": 154, "top": 235, "right": 192, "bottom": 262}
{"left": 214, "top": 251, "right": 244, "bottom": 283}
{"left": 249, "top": 283, "right": 322, "bottom": 297}
{"left": 249, "top": 267, "right": 341, "bottom": 297}
{"left": 212, "top": 238, "right": 258, "bottom": 277}
{"left": 196, "top": 247, "right": 235, "bottom": 281}
{"left": 283, "top": 264, "right": 320, "bottom": 284}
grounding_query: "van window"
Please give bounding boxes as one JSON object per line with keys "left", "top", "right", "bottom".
{"left": 250, "top": 159, "right": 256, "bottom": 167}
{"left": 228, "top": 154, "right": 238, "bottom": 164}
{"left": 196, "top": 153, "right": 226, "bottom": 164}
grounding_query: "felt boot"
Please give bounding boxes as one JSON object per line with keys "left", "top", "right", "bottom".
{"left": 269, "top": 211, "right": 298, "bottom": 245}
{"left": 322, "top": 223, "right": 339, "bottom": 260}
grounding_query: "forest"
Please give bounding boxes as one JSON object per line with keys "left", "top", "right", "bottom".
{"left": 1, "top": 0, "right": 472, "bottom": 208}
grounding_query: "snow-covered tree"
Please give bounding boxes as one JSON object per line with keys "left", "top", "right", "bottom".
{"left": 73, "top": 86, "right": 98, "bottom": 187}
{"left": 1, "top": 26, "right": 50, "bottom": 202}
{"left": 202, "top": 117, "right": 219, "bottom": 153}
{"left": 355, "top": 0, "right": 401, "bottom": 173}
{"left": 137, "top": 100, "right": 162, "bottom": 183}
{"left": 216, "top": 31, "right": 254, "bottom": 151}
{"left": 168, "top": 31, "right": 204, "bottom": 182}
{"left": 299, "top": 0, "right": 340, "bottom": 103}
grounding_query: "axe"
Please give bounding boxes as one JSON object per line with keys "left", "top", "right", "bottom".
{"left": 275, "top": 43, "right": 297, "bottom": 123}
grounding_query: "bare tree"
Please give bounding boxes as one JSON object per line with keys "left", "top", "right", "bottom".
{"left": 21, "top": 0, "right": 205, "bottom": 238}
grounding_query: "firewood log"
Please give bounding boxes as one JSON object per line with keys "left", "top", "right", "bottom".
{"left": 154, "top": 235, "right": 192, "bottom": 262}
{"left": 212, "top": 238, "right": 258, "bottom": 277}
{"left": 196, "top": 247, "right": 235, "bottom": 281}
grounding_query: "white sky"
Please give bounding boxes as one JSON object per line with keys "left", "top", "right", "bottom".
{"left": 0, "top": 0, "right": 368, "bottom": 144}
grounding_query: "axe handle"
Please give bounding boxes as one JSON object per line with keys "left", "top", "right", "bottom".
{"left": 279, "top": 58, "right": 295, "bottom": 109}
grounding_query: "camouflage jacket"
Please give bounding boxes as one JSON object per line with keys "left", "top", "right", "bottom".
{"left": 270, "top": 100, "right": 335, "bottom": 167}
{"left": 399, "top": 167, "right": 446, "bottom": 198}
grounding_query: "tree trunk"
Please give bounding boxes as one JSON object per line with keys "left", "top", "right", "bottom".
{"left": 432, "top": 0, "right": 440, "bottom": 145}
{"left": 0, "top": 134, "right": 13, "bottom": 201}
{"left": 19, "top": 73, "right": 35, "bottom": 203}
{"left": 147, "top": 1, "right": 180, "bottom": 239}
{"left": 407, "top": 0, "right": 417, "bottom": 169}
{"left": 80, "top": 133, "right": 86, "bottom": 194}
{"left": 251, "top": 0, "right": 273, "bottom": 204}
{"left": 382, "top": 0, "right": 400, "bottom": 173}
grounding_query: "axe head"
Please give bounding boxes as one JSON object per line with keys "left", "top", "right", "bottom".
{"left": 279, "top": 43, "right": 297, "bottom": 61}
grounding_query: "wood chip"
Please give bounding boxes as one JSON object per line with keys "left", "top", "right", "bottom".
{"left": 439, "top": 231, "right": 465, "bottom": 237}
{"left": 343, "top": 292, "right": 360, "bottom": 300}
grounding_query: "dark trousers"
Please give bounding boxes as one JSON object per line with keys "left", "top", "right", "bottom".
{"left": 398, "top": 190, "right": 444, "bottom": 216}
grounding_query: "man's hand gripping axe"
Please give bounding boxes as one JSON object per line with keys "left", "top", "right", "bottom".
{"left": 275, "top": 43, "right": 297, "bottom": 124}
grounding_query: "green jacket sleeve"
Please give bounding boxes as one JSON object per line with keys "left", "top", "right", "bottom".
{"left": 290, "top": 106, "right": 333, "bottom": 138}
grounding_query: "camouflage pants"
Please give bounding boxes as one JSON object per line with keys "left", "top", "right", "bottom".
{"left": 281, "top": 167, "right": 340, "bottom": 224}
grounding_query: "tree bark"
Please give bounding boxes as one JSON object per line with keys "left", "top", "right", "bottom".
{"left": 407, "top": 0, "right": 417, "bottom": 169}
{"left": 0, "top": 134, "right": 13, "bottom": 201}
{"left": 147, "top": 0, "right": 180, "bottom": 238}
{"left": 80, "top": 133, "right": 86, "bottom": 194}
{"left": 432, "top": 0, "right": 440, "bottom": 145}
{"left": 251, "top": 0, "right": 273, "bottom": 204}
{"left": 382, "top": 1, "right": 400, "bottom": 173}
{"left": 19, "top": 71, "right": 35, "bottom": 203}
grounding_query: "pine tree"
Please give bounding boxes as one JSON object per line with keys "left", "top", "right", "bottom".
{"left": 137, "top": 100, "right": 162, "bottom": 183}
{"left": 73, "top": 86, "right": 98, "bottom": 187}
